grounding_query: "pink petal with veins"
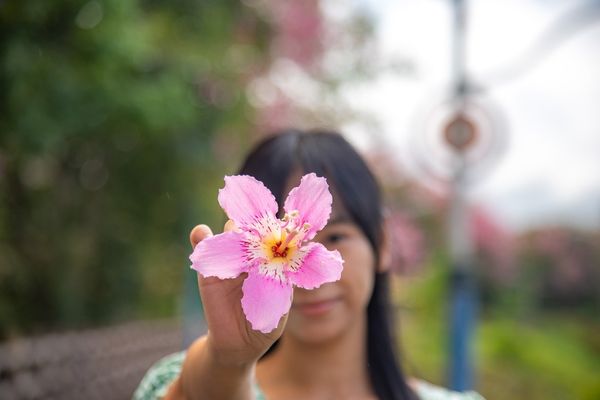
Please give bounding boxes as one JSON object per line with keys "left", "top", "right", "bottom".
{"left": 241, "top": 271, "right": 293, "bottom": 333}
{"left": 287, "top": 242, "right": 344, "bottom": 289}
{"left": 283, "top": 173, "right": 332, "bottom": 240}
{"left": 190, "top": 231, "right": 248, "bottom": 279}
{"left": 218, "top": 175, "right": 278, "bottom": 230}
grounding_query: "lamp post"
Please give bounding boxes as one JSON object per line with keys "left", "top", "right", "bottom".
{"left": 407, "top": 10, "right": 507, "bottom": 388}
{"left": 409, "top": 91, "right": 506, "bottom": 392}
{"left": 446, "top": 0, "right": 479, "bottom": 389}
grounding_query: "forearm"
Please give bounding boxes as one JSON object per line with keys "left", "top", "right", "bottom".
{"left": 172, "top": 335, "right": 256, "bottom": 400}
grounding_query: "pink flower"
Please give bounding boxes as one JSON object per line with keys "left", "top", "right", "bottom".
{"left": 190, "top": 173, "right": 344, "bottom": 333}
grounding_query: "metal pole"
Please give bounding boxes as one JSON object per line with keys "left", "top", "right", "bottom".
{"left": 448, "top": 0, "right": 477, "bottom": 391}
{"left": 452, "top": 0, "right": 467, "bottom": 97}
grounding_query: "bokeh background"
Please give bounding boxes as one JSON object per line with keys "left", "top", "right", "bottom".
{"left": 1, "top": 0, "right": 599, "bottom": 399}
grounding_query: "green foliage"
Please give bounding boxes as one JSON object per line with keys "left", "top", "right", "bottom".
{"left": 398, "top": 257, "right": 600, "bottom": 400}
{"left": 397, "top": 255, "right": 449, "bottom": 384}
{"left": 0, "top": 0, "right": 271, "bottom": 338}
{"left": 477, "top": 316, "right": 600, "bottom": 400}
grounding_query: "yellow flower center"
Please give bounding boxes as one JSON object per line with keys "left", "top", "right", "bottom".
{"left": 264, "top": 233, "right": 297, "bottom": 262}
{"left": 261, "top": 211, "right": 310, "bottom": 263}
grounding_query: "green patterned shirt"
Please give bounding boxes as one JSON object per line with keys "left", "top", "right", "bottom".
{"left": 133, "top": 352, "right": 485, "bottom": 400}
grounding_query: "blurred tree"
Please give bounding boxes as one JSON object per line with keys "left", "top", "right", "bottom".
{"left": 245, "top": 0, "right": 378, "bottom": 134}
{"left": 0, "top": 0, "right": 272, "bottom": 339}
{"left": 517, "top": 227, "right": 600, "bottom": 314}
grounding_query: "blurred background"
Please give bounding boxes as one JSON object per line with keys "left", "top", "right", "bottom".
{"left": 1, "top": 0, "right": 599, "bottom": 399}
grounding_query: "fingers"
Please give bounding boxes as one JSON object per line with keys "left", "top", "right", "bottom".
{"left": 189, "top": 224, "right": 213, "bottom": 248}
{"left": 223, "top": 219, "right": 238, "bottom": 233}
{"left": 189, "top": 220, "right": 237, "bottom": 249}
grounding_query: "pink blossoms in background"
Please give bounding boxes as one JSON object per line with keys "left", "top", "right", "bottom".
{"left": 190, "top": 173, "right": 344, "bottom": 333}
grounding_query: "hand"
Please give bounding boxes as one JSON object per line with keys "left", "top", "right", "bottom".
{"left": 190, "top": 221, "right": 288, "bottom": 368}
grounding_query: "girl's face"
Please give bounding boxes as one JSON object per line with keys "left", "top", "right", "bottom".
{"left": 285, "top": 194, "right": 380, "bottom": 344}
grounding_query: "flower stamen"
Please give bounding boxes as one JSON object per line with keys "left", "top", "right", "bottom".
{"left": 275, "top": 220, "right": 312, "bottom": 254}
{"left": 271, "top": 241, "right": 289, "bottom": 258}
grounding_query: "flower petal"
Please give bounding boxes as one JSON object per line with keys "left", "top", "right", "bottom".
{"left": 287, "top": 242, "right": 344, "bottom": 289}
{"left": 218, "top": 175, "right": 278, "bottom": 230}
{"left": 284, "top": 173, "right": 332, "bottom": 240}
{"left": 190, "top": 231, "right": 247, "bottom": 279}
{"left": 241, "top": 270, "right": 293, "bottom": 333}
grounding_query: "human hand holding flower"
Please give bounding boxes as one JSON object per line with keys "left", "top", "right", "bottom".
{"left": 190, "top": 173, "right": 344, "bottom": 343}
{"left": 189, "top": 222, "right": 284, "bottom": 369}
{"left": 180, "top": 175, "right": 343, "bottom": 400}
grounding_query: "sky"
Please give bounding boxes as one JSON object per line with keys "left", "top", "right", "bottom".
{"left": 338, "top": 0, "right": 600, "bottom": 231}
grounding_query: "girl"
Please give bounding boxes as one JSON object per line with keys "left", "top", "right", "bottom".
{"left": 134, "top": 130, "right": 484, "bottom": 400}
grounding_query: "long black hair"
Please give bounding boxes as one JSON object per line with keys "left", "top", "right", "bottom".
{"left": 237, "top": 129, "right": 416, "bottom": 400}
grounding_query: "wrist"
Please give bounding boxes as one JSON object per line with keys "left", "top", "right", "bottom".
{"left": 204, "top": 333, "right": 259, "bottom": 370}
{"left": 181, "top": 336, "right": 256, "bottom": 400}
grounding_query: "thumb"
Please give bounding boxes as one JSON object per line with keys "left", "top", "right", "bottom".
{"left": 189, "top": 224, "right": 213, "bottom": 249}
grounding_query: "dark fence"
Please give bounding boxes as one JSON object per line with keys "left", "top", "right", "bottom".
{"left": 0, "top": 320, "right": 184, "bottom": 400}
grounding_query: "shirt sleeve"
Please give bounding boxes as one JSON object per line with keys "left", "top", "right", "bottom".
{"left": 132, "top": 352, "right": 186, "bottom": 400}
{"left": 413, "top": 379, "right": 486, "bottom": 400}
{"left": 132, "top": 351, "right": 266, "bottom": 400}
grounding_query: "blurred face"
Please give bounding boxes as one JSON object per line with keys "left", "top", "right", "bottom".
{"left": 284, "top": 193, "right": 378, "bottom": 344}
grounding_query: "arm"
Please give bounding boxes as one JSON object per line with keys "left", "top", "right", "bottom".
{"left": 164, "top": 336, "right": 255, "bottom": 400}
{"left": 163, "top": 223, "right": 287, "bottom": 400}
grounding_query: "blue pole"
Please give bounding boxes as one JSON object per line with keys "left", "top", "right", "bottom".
{"left": 448, "top": 268, "right": 476, "bottom": 390}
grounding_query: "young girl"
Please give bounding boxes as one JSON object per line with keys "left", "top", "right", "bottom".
{"left": 134, "top": 130, "right": 485, "bottom": 400}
